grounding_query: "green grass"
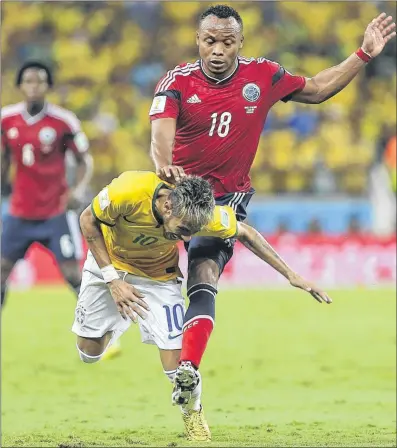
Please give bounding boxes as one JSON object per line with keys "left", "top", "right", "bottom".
{"left": 1, "top": 287, "right": 396, "bottom": 447}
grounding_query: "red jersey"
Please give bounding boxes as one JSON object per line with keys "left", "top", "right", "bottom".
{"left": 150, "top": 57, "right": 305, "bottom": 197}
{"left": 1, "top": 102, "right": 89, "bottom": 219}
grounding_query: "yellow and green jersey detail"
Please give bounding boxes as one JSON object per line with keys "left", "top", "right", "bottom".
{"left": 91, "top": 171, "right": 237, "bottom": 281}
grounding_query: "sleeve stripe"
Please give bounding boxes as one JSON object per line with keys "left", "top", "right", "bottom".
{"left": 155, "top": 62, "right": 200, "bottom": 93}
{"left": 154, "top": 90, "right": 181, "bottom": 101}
{"left": 271, "top": 66, "right": 286, "bottom": 86}
{"left": 91, "top": 202, "right": 116, "bottom": 227}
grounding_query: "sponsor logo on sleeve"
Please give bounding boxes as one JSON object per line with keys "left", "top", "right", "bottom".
{"left": 220, "top": 208, "right": 230, "bottom": 228}
{"left": 149, "top": 96, "right": 167, "bottom": 115}
{"left": 98, "top": 188, "right": 110, "bottom": 210}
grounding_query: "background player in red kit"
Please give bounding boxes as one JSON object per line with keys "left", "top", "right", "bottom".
{"left": 149, "top": 4, "right": 396, "bottom": 415}
{"left": 1, "top": 61, "right": 93, "bottom": 306}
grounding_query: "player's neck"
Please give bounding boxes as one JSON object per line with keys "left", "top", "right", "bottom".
{"left": 200, "top": 59, "right": 238, "bottom": 83}
{"left": 26, "top": 101, "right": 45, "bottom": 116}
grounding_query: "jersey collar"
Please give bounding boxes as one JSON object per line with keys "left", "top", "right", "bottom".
{"left": 200, "top": 58, "right": 239, "bottom": 85}
{"left": 21, "top": 102, "right": 48, "bottom": 125}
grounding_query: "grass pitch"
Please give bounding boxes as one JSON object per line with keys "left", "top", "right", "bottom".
{"left": 1, "top": 287, "right": 396, "bottom": 447}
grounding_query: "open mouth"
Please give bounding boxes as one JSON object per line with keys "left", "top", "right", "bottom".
{"left": 209, "top": 60, "right": 225, "bottom": 68}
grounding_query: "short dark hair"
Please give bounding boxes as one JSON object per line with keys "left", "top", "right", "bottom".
{"left": 16, "top": 61, "right": 53, "bottom": 87}
{"left": 199, "top": 4, "right": 243, "bottom": 29}
{"left": 170, "top": 176, "right": 215, "bottom": 234}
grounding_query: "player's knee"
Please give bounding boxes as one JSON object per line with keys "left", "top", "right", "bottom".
{"left": 184, "top": 283, "right": 217, "bottom": 324}
{"left": 76, "top": 338, "right": 104, "bottom": 364}
{"left": 187, "top": 258, "right": 219, "bottom": 288}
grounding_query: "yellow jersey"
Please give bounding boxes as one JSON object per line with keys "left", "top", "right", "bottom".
{"left": 91, "top": 171, "right": 238, "bottom": 281}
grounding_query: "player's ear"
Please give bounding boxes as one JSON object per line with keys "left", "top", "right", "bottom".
{"left": 163, "top": 200, "right": 172, "bottom": 217}
{"left": 240, "top": 34, "right": 244, "bottom": 49}
{"left": 196, "top": 31, "right": 200, "bottom": 46}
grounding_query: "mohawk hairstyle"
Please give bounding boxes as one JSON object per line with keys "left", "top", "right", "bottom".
{"left": 169, "top": 176, "right": 215, "bottom": 234}
{"left": 16, "top": 61, "right": 53, "bottom": 87}
{"left": 199, "top": 4, "right": 243, "bottom": 29}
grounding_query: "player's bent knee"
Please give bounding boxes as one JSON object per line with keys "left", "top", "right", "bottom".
{"left": 76, "top": 337, "right": 105, "bottom": 363}
{"left": 188, "top": 258, "right": 219, "bottom": 288}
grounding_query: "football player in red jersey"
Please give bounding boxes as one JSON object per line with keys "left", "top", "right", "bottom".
{"left": 1, "top": 61, "right": 93, "bottom": 306}
{"left": 149, "top": 4, "right": 396, "bottom": 420}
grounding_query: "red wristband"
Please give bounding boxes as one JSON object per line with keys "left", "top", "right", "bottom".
{"left": 356, "top": 47, "right": 372, "bottom": 63}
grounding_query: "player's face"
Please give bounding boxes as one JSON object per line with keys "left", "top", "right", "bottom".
{"left": 20, "top": 68, "right": 49, "bottom": 102}
{"left": 163, "top": 215, "right": 194, "bottom": 242}
{"left": 197, "top": 16, "right": 243, "bottom": 79}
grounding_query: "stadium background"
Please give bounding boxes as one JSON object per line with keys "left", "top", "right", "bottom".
{"left": 1, "top": 2, "right": 396, "bottom": 447}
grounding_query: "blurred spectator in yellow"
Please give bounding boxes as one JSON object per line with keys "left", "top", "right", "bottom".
{"left": 1, "top": 1, "right": 395, "bottom": 195}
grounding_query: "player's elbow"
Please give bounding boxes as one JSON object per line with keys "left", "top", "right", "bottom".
{"left": 79, "top": 206, "right": 96, "bottom": 234}
{"left": 236, "top": 222, "right": 249, "bottom": 243}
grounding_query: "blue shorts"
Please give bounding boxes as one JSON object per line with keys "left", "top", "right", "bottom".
{"left": 184, "top": 189, "right": 255, "bottom": 274}
{"left": 1, "top": 211, "right": 83, "bottom": 263}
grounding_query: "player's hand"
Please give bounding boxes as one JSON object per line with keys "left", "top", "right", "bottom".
{"left": 108, "top": 279, "right": 150, "bottom": 321}
{"left": 361, "top": 12, "right": 396, "bottom": 58}
{"left": 288, "top": 274, "right": 332, "bottom": 304}
{"left": 67, "top": 189, "right": 83, "bottom": 210}
{"left": 156, "top": 165, "right": 186, "bottom": 184}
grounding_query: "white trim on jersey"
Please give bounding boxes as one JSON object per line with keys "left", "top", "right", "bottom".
{"left": 1, "top": 102, "right": 25, "bottom": 119}
{"left": 46, "top": 104, "right": 82, "bottom": 133}
{"left": 156, "top": 61, "right": 200, "bottom": 93}
{"left": 238, "top": 56, "right": 256, "bottom": 64}
{"left": 66, "top": 210, "right": 84, "bottom": 260}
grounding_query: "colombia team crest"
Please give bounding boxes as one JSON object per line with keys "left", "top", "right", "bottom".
{"left": 242, "top": 83, "right": 261, "bottom": 102}
{"left": 39, "top": 127, "right": 57, "bottom": 145}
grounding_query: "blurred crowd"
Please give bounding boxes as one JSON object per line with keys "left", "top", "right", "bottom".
{"left": 1, "top": 1, "right": 396, "bottom": 195}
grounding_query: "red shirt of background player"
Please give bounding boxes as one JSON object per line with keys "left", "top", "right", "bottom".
{"left": 150, "top": 58, "right": 305, "bottom": 197}
{"left": 1, "top": 102, "right": 89, "bottom": 220}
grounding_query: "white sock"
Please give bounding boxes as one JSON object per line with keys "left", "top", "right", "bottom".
{"left": 164, "top": 369, "right": 177, "bottom": 383}
{"left": 181, "top": 369, "right": 202, "bottom": 412}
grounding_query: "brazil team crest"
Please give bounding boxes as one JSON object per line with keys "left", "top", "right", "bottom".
{"left": 242, "top": 83, "right": 260, "bottom": 102}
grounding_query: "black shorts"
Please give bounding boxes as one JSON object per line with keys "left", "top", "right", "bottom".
{"left": 184, "top": 189, "right": 255, "bottom": 274}
{"left": 1, "top": 212, "right": 82, "bottom": 263}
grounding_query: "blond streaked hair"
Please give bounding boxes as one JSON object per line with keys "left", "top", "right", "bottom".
{"left": 169, "top": 176, "right": 215, "bottom": 233}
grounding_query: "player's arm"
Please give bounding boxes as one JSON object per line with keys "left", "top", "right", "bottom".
{"left": 236, "top": 222, "right": 331, "bottom": 304}
{"left": 63, "top": 116, "right": 93, "bottom": 207}
{"left": 80, "top": 205, "right": 113, "bottom": 269}
{"left": 149, "top": 86, "right": 186, "bottom": 183}
{"left": 70, "top": 152, "right": 93, "bottom": 207}
{"left": 291, "top": 13, "right": 395, "bottom": 104}
{"left": 79, "top": 182, "right": 149, "bottom": 320}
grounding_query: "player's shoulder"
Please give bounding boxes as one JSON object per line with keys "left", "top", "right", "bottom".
{"left": 206, "top": 205, "right": 235, "bottom": 230}
{"left": 46, "top": 103, "right": 81, "bottom": 131}
{"left": 1, "top": 102, "right": 24, "bottom": 121}
{"left": 156, "top": 60, "right": 201, "bottom": 93}
{"left": 112, "top": 171, "right": 165, "bottom": 200}
{"left": 238, "top": 56, "right": 279, "bottom": 72}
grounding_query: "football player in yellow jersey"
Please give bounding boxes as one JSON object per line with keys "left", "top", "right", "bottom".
{"left": 73, "top": 171, "right": 331, "bottom": 442}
